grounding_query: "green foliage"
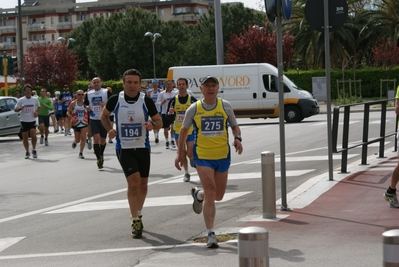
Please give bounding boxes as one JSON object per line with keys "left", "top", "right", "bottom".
{"left": 285, "top": 66, "right": 399, "bottom": 99}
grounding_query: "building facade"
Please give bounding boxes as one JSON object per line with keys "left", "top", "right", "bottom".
{"left": 0, "top": 0, "right": 215, "bottom": 57}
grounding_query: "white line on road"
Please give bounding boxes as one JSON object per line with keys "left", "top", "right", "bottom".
{"left": 0, "top": 237, "right": 26, "bottom": 253}
{"left": 0, "top": 242, "right": 212, "bottom": 260}
{"left": 162, "top": 170, "right": 314, "bottom": 184}
{"left": 44, "top": 191, "right": 252, "bottom": 214}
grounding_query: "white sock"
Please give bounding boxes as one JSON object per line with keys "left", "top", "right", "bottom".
{"left": 207, "top": 229, "right": 215, "bottom": 235}
{"left": 196, "top": 190, "right": 203, "bottom": 201}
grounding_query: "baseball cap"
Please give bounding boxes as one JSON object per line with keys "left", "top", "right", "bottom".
{"left": 201, "top": 75, "right": 219, "bottom": 85}
{"left": 63, "top": 85, "right": 69, "bottom": 88}
{"left": 151, "top": 79, "right": 159, "bottom": 83}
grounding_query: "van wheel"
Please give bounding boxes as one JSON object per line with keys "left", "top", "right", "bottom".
{"left": 284, "top": 106, "right": 301, "bottom": 123}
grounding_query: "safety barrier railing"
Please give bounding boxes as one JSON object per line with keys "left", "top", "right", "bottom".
{"left": 332, "top": 99, "right": 397, "bottom": 173}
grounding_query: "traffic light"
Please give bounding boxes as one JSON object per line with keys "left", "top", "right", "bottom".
{"left": 7, "top": 56, "right": 18, "bottom": 75}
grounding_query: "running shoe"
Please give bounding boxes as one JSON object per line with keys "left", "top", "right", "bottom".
{"left": 155, "top": 138, "right": 159, "bottom": 144}
{"left": 87, "top": 139, "right": 92, "bottom": 150}
{"left": 138, "top": 214, "right": 144, "bottom": 230}
{"left": 32, "top": 149, "right": 38, "bottom": 159}
{"left": 131, "top": 214, "right": 144, "bottom": 230}
{"left": 166, "top": 141, "right": 170, "bottom": 149}
{"left": 183, "top": 173, "right": 190, "bottom": 182}
{"left": 60, "top": 129, "right": 64, "bottom": 134}
{"left": 108, "top": 138, "right": 113, "bottom": 143}
{"left": 72, "top": 142, "right": 77, "bottom": 149}
{"left": 25, "top": 151, "right": 30, "bottom": 159}
{"left": 45, "top": 139, "right": 49, "bottom": 146}
{"left": 64, "top": 129, "right": 67, "bottom": 136}
{"left": 40, "top": 135, "right": 44, "bottom": 144}
{"left": 54, "top": 126, "right": 59, "bottom": 133}
{"left": 207, "top": 232, "right": 219, "bottom": 248}
{"left": 97, "top": 156, "right": 104, "bottom": 169}
{"left": 191, "top": 187, "right": 203, "bottom": 214}
{"left": 131, "top": 220, "right": 143, "bottom": 237}
{"left": 171, "top": 140, "right": 176, "bottom": 149}
{"left": 383, "top": 192, "right": 399, "bottom": 208}
{"left": 67, "top": 129, "right": 72, "bottom": 136}
{"left": 79, "top": 152, "right": 85, "bottom": 159}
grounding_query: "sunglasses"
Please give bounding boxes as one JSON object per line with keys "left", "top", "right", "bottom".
{"left": 77, "top": 94, "right": 84, "bottom": 96}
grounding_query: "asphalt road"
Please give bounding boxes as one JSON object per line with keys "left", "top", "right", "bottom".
{"left": 0, "top": 111, "right": 395, "bottom": 266}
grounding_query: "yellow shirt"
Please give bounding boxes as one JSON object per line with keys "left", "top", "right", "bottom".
{"left": 193, "top": 98, "right": 229, "bottom": 160}
{"left": 174, "top": 95, "right": 193, "bottom": 135}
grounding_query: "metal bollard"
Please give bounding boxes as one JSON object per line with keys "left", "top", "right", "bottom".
{"left": 383, "top": 229, "right": 399, "bottom": 266}
{"left": 261, "top": 151, "right": 276, "bottom": 219}
{"left": 238, "top": 227, "right": 269, "bottom": 267}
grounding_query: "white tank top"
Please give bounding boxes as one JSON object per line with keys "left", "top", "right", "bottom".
{"left": 114, "top": 92, "right": 150, "bottom": 149}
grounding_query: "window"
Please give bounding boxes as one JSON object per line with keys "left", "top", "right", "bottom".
{"left": 198, "top": 8, "right": 203, "bottom": 14}
{"left": 175, "top": 7, "right": 187, "bottom": 13}
{"left": 262, "top": 75, "right": 290, "bottom": 93}
{"left": 160, "top": 9, "right": 164, "bottom": 16}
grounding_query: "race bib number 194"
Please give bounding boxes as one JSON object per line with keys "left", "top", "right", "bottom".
{"left": 121, "top": 123, "right": 142, "bottom": 138}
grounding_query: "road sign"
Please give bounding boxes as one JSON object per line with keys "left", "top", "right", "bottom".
{"left": 265, "top": 0, "right": 276, "bottom": 22}
{"left": 282, "top": 0, "right": 292, "bottom": 20}
{"left": 305, "top": 0, "right": 348, "bottom": 32}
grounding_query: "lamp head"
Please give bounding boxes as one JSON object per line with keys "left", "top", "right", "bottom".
{"left": 144, "top": 32, "right": 153, "bottom": 37}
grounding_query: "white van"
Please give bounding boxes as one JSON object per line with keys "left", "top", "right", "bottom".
{"left": 167, "top": 63, "right": 319, "bottom": 123}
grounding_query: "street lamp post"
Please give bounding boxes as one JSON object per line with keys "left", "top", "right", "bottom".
{"left": 144, "top": 31, "right": 161, "bottom": 78}
{"left": 57, "top": 37, "right": 75, "bottom": 48}
{"left": 40, "top": 25, "right": 58, "bottom": 34}
{"left": 41, "top": 25, "right": 59, "bottom": 44}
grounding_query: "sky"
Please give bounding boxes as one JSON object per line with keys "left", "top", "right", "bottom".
{"left": 1, "top": 0, "right": 263, "bottom": 11}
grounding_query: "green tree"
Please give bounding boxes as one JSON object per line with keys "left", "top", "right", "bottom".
{"left": 113, "top": 7, "right": 163, "bottom": 79}
{"left": 86, "top": 15, "right": 120, "bottom": 80}
{"left": 68, "top": 18, "right": 99, "bottom": 79}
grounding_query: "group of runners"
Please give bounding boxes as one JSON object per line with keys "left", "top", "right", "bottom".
{"left": 13, "top": 69, "right": 244, "bottom": 248}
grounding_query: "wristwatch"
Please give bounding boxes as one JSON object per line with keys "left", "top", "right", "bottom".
{"left": 234, "top": 136, "right": 242, "bottom": 142}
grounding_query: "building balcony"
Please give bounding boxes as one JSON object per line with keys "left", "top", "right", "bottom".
{"left": 26, "top": 23, "right": 46, "bottom": 32}
{"left": 0, "top": 26, "right": 17, "bottom": 34}
{"left": 172, "top": 14, "right": 200, "bottom": 22}
{"left": 26, "top": 40, "right": 47, "bottom": 47}
{"left": 57, "top": 22, "right": 73, "bottom": 30}
{"left": 0, "top": 42, "right": 17, "bottom": 50}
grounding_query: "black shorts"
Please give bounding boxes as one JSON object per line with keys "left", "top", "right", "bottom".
{"left": 56, "top": 113, "right": 63, "bottom": 121}
{"left": 90, "top": 119, "right": 107, "bottom": 138}
{"left": 109, "top": 114, "right": 114, "bottom": 122}
{"left": 38, "top": 115, "right": 50, "bottom": 127}
{"left": 21, "top": 121, "right": 36, "bottom": 132}
{"left": 72, "top": 126, "right": 88, "bottom": 132}
{"left": 162, "top": 114, "right": 174, "bottom": 129}
{"left": 62, "top": 110, "right": 68, "bottom": 118}
{"left": 116, "top": 148, "right": 151, "bottom": 178}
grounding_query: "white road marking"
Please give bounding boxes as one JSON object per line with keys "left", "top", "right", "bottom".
{"left": 162, "top": 170, "right": 314, "bottom": 184}
{"left": 0, "top": 237, "right": 26, "bottom": 253}
{"left": 245, "top": 154, "right": 358, "bottom": 164}
{"left": 44, "top": 191, "right": 252, "bottom": 214}
{"left": 0, "top": 243, "right": 210, "bottom": 260}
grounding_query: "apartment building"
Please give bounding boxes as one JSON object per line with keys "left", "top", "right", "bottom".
{"left": 0, "top": 0, "right": 215, "bottom": 57}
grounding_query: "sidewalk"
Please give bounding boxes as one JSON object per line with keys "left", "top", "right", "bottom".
{"left": 136, "top": 149, "right": 398, "bottom": 267}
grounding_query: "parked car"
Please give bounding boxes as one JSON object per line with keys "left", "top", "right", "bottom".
{"left": 0, "top": 96, "right": 22, "bottom": 139}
